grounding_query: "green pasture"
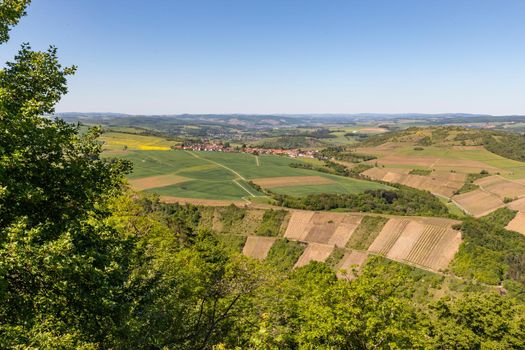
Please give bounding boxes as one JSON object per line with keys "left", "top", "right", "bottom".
{"left": 109, "top": 149, "right": 391, "bottom": 200}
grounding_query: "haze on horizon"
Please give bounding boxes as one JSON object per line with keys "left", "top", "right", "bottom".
{"left": 1, "top": 0, "right": 524, "bottom": 116}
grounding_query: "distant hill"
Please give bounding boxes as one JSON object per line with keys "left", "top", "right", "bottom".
{"left": 55, "top": 112, "right": 525, "bottom": 127}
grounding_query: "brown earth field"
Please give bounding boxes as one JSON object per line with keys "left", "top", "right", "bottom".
{"left": 508, "top": 197, "right": 525, "bottom": 212}
{"left": 159, "top": 196, "right": 247, "bottom": 207}
{"left": 251, "top": 175, "right": 334, "bottom": 188}
{"left": 129, "top": 174, "right": 188, "bottom": 191}
{"left": 506, "top": 212, "right": 525, "bottom": 236}
{"left": 474, "top": 175, "right": 525, "bottom": 200}
{"left": 452, "top": 190, "right": 505, "bottom": 217}
{"left": 368, "top": 217, "right": 461, "bottom": 271}
{"left": 242, "top": 236, "right": 277, "bottom": 260}
{"left": 362, "top": 167, "right": 465, "bottom": 198}
{"left": 283, "top": 211, "right": 315, "bottom": 241}
{"left": 294, "top": 243, "right": 334, "bottom": 268}
{"left": 284, "top": 211, "right": 362, "bottom": 247}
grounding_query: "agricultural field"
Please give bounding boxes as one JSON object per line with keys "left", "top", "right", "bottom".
{"left": 99, "top": 131, "right": 179, "bottom": 151}
{"left": 367, "top": 216, "right": 461, "bottom": 271}
{"left": 506, "top": 212, "right": 525, "bottom": 235}
{"left": 218, "top": 208, "right": 463, "bottom": 273}
{"left": 107, "top": 148, "right": 390, "bottom": 202}
{"left": 196, "top": 205, "right": 461, "bottom": 274}
{"left": 352, "top": 127, "right": 525, "bottom": 217}
{"left": 362, "top": 167, "right": 466, "bottom": 197}
{"left": 323, "top": 125, "right": 389, "bottom": 145}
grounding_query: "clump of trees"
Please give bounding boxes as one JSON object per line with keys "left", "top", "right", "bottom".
{"left": 271, "top": 188, "right": 450, "bottom": 217}
{"left": 451, "top": 209, "right": 525, "bottom": 296}
{"left": 319, "top": 146, "right": 377, "bottom": 162}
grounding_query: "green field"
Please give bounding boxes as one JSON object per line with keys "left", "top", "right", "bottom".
{"left": 111, "top": 149, "right": 391, "bottom": 200}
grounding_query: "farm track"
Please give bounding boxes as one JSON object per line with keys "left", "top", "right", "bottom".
{"left": 185, "top": 150, "right": 247, "bottom": 180}
{"left": 233, "top": 179, "right": 257, "bottom": 197}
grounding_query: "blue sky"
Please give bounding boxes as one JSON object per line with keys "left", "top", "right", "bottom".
{"left": 1, "top": 0, "right": 525, "bottom": 115}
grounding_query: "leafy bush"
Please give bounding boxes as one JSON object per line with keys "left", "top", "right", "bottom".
{"left": 455, "top": 171, "right": 491, "bottom": 194}
{"left": 481, "top": 208, "right": 517, "bottom": 227}
{"left": 325, "top": 247, "right": 346, "bottom": 267}
{"left": 271, "top": 187, "right": 450, "bottom": 217}
{"left": 265, "top": 239, "right": 306, "bottom": 272}
{"left": 346, "top": 216, "right": 389, "bottom": 250}
{"left": 216, "top": 234, "right": 247, "bottom": 253}
{"left": 256, "top": 209, "right": 287, "bottom": 236}
{"left": 409, "top": 168, "right": 432, "bottom": 176}
{"left": 451, "top": 218, "right": 525, "bottom": 286}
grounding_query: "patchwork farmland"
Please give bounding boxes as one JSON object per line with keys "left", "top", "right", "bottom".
{"left": 206, "top": 208, "right": 463, "bottom": 274}
{"left": 109, "top": 149, "right": 390, "bottom": 202}
{"left": 100, "top": 127, "right": 525, "bottom": 279}
{"left": 354, "top": 130, "right": 525, "bottom": 217}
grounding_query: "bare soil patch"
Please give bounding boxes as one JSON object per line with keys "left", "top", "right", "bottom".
{"left": 358, "top": 127, "right": 389, "bottom": 133}
{"left": 452, "top": 189, "right": 505, "bottom": 217}
{"left": 130, "top": 174, "right": 188, "bottom": 190}
{"left": 474, "top": 176, "right": 525, "bottom": 200}
{"left": 386, "top": 221, "right": 426, "bottom": 261}
{"left": 368, "top": 218, "right": 410, "bottom": 255}
{"left": 405, "top": 226, "right": 461, "bottom": 271}
{"left": 285, "top": 212, "right": 363, "bottom": 246}
{"left": 251, "top": 176, "right": 334, "bottom": 188}
{"left": 362, "top": 167, "right": 464, "bottom": 198}
{"left": 328, "top": 215, "right": 363, "bottom": 247}
{"left": 242, "top": 236, "right": 277, "bottom": 259}
{"left": 284, "top": 211, "right": 315, "bottom": 241}
{"left": 506, "top": 212, "right": 525, "bottom": 235}
{"left": 508, "top": 197, "right": 525, "bottom": 212}
{"left": 294, "top": 243, "right": 334, "bottom": 268}
{"left": 411, "top": 216, "right": 461, "bottom": 229}
{"left": 369, "top": 217, "right": 462, "bottom": 271}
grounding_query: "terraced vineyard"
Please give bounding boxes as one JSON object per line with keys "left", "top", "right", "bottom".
{"left": 368, "top": 219, "right": 410, "bottom": 255}
{"left": 207, "top": 208, "right": 462, "bottom": 274}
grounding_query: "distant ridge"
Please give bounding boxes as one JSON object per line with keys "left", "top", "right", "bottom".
{"left": 55, "top": 112, "right": 525, "bottom": 128}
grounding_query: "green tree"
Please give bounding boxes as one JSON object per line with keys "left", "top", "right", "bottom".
{"left": 0, "top": 0, "right": 29, "bottom": 44}
{"left": 0, "top": 2, "right": 132, "bottom": 346}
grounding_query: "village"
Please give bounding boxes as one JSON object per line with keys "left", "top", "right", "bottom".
{"left": 172, "top": 142, "right": 318, "bottom": 158}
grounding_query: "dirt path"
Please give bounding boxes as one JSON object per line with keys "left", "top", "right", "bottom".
{"left": 233, "top": 179, "right": 257, "bottom": 197}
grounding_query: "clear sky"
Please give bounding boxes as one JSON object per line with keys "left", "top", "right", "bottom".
{"left": 1, "top": 0, "right": 525, "bottom": 115}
